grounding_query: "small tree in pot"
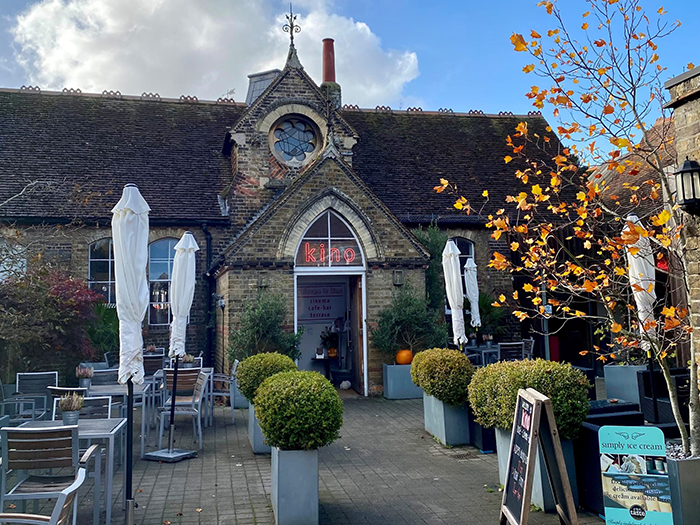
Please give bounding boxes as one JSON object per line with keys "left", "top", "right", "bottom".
{"left": 255, "top": 370, "right": 343, "bottom": 525}
{"left": 411, "top": 348, "right": 474, "bottom": 445}
{"left": 236, "top": 353, "right": 297, "bottom": 454}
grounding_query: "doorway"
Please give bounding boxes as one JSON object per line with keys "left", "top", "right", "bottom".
{"left": 295, "top": 274, "right": 366, "bottom": 395}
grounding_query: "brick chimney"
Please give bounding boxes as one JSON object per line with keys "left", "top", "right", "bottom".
{"left": 320, "top": 38, "right": 341, "bottom": 109}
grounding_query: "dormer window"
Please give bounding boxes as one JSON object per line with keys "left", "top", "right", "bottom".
{"left": 270, "top": 115, "right": 320, "bottom": 167}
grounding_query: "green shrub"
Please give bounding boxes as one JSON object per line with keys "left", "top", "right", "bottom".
{"left": 372, "top": 286, "right": 447, "bottom": 355}
{"left": 411, "top": 223, "right": 449, "bottom": 312}
{"left": 410, "top": 348, "right": 474, "bottom": 406}
{"left": 254, "top": 371, "right": 343, "bottom": 450}
{"left": 236, "top": 353, "right": 297, "bottom": 402}
{"left": 468, "top": 359, "right": 591, "bottom": 440}
{"left": 228, "top": 292, "right": 304, "bottom": 362}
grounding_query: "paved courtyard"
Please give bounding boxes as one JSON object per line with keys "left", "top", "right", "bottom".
{"left": 75, "top": 396, "right": 602, "bottom": 525}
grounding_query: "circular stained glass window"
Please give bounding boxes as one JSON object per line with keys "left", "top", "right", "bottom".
{"left": 273, "top": 117, "right": 318, "bottom": 163}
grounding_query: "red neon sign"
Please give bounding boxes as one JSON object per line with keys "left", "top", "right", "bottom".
{"left": 303, "top": 242, "right": 357, "bottom": 265}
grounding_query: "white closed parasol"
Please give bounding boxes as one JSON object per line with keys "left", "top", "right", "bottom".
{"left": 442, "top": 239, "right": 468, "bottom": 346}
{"left": 144, "top": 231, "right": 200, "bottom": 464}
{"left": 112, "top": 184, "right": 150, "bottom": 385}
{"left": 624, "top": 214, "right": 657, "bottom": 349}
{"left": 169, "top": 232, "right": 200, "bottom": 358}
{"left": 464, "top": 258, "right": 481, "bottom": 328}
{"left": 111, "top": 183, "right": 150, "bottom": 525}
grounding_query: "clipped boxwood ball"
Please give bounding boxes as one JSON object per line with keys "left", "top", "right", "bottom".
{"left": 410, "top": 347, "right": 474, "bottom": 406}
{"left": 468, "top": 359, "right": 591, "bottom": 440}
{"left": 254, "top": 370, "right": 343, "bottom": 450}
{"left": 236, "top": 352, "right": 297, "bottom": 402}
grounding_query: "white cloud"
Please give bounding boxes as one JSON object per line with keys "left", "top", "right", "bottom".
{"left": 10, "top": 0, "right": 419, "bottom": 107}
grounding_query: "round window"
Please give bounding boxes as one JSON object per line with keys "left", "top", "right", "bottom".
{"left": 270, "top": 115, "right": 320, "bottom": 166}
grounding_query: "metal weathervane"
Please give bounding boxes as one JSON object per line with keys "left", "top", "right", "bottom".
{"left": 283, "top": 3, "right": 301, "bottom": 45}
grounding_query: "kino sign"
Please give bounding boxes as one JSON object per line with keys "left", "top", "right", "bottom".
{"left": 301, "top": 241, "right": 357, "bottom": 265}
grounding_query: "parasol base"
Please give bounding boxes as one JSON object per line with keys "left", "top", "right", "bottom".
{"left": 143, "top": 448, "right": 196, "bottom": 463}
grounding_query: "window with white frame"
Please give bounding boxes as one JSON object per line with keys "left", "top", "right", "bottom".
{"left": 453, "top": 237, "right": 475, "bottom": 283}
{"left": 148, "top": 238, "right": 177, "bottom": 325}
{"left": 88, "top": 238, "right": 115, "bottom": 303}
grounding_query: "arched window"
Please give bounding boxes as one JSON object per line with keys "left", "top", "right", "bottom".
{"left": 148, "top": 238, "right": 178, "bottom": 326}
{"left": 295, "top": 211, "right": 363, "bottom": 268}
{"left": 453, "top": 237, "right": 475, "bottom": 282}
{"left": 88, "top": 238, "right": 115, "bottom": 303}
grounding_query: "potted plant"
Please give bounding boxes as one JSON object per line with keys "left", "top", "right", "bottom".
{"left": 372, "top": 287, "right": 447, "bottom": 400}
{"left": 75, "top": 365, "right": 93, "bottom": 389}
{"left": 58, "top": 393, "right": 83, "bottom": 425}
{"left": 182, "top": 354, "right": 195, "bottom": 368}
{"left": 469, "top": 359, "right": 590, "bottom": 512}
{"left": 411, "top": 348, "right": 474, "bottom": 446}
{"left": 255, "top": 370, "right": 343, "bottom": 525}
{"left": 144, "top": 344, "right": 157, "bottom": 354}
{"left": 236, "top": 352, "right": 298, "bottom": 454}
{"left": 319, "top": 326, "right": 339, "bottom": 359}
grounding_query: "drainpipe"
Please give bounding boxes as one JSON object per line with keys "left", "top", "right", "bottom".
{"left": 201, "top": 223, "right": 214, "bottom": 369}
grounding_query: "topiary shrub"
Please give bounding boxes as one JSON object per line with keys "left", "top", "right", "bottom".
{"left": 410, "top": 348, "right": 474, "bottom": 406}
{"left": 468, "top": 359, "right": 591, "bottom": 440}
{"left": 236, "top": 353, "right": 298, "bottom": 402}
{"left": 254, "top": 370, "right": 343, "bottom": 450}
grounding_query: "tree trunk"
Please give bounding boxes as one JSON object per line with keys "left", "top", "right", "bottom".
{"left": 689, "top": 342, "right": 700, "bottom": 456}
{"left": 659, "top": 358, "right": 690, "bottom": 453}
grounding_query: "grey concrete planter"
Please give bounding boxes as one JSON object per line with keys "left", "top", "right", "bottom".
{"left": 667, "top": 454, "right": 700, "bottom": 525}
{"left": 248, "top": 404, "right": 270, "bottom": 454}
{"left": 496, "top": 427, "right": 578, "bottom": 513}
{"left": 233, "top": 380, "right": 249, "bottom": 408}
{"left": 383, "top": 364, "right": 422, "bottom": 399}
{"left": 423, "top": 393, "right": 470, "bottom": 446}
{"left": 603, "top": 364, "right": 646, "bottom": 404}
{"left": 271, "top": 447, "right": 318, "bottom": 525}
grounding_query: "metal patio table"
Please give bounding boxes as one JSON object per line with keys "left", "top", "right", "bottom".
{"left": 21, "top": 418, "right": 126, "bottom": 525}
{"left": 88, "top": 382, "right": 152, "bottom": 457}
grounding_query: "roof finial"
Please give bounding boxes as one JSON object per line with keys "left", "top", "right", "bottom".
{"left": 283, "top": 4, "right": 301, "bottom": 47}
{"left": 283, "top": 4, "right": 303, "bottom": 69}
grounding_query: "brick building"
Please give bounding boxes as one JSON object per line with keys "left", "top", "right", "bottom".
{"left": 0, "top": 38, "right": 563, "bottom": 394}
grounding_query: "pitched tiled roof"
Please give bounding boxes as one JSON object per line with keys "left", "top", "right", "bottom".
{"left": 340, "top": 110, "right": 562, "bottom": 224}
{"left": 0, "top": 90, "right": 245, "bottom": 222}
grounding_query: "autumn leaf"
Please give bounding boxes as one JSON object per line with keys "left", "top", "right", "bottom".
{"left": 523, "top": 283, "right": 534, "bottom": 292}
{"left": 611, "top": 322, "right": 622, "bottom": 333}
{"left": 482, "top": 190, "right": 489, "bottom": 198}
{"left": 531, "top": 30, "right": 542, "bottom": 38}
{"left": 523, "top": 64, "right": 535, "bottom": 73}
{"left": 581, "top": 22, "right": 589, "bottom": 30}
{"left": 689, "top": 62, "right": 696, "bottom": 70}
{"left": 664, "top": 317, "right": 681, "bottom": 330}
{"left": 511, "top": 33, "right": 528, "bottom": 52}
{"left": 582, "top": 280, "right": 597, "bottom": 293}
{"left": 603, "top": 104, "right": 614, "bottom": 114}
{"left": 196, "top": 509, "right": 203, "bottom": 513}
{"left": 499, "top": 294, "right": 506, "bottom": 302}
{"left": 651, "top": 209, "right": 671, "bottom": 226}
{"left": 504, "top": 155, "right": 513, "bottom": 163}
{"left": 661, "top": 306, "right": 676, "bottom": 317}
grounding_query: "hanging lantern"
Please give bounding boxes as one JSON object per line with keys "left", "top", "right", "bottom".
{"left": 675, "top": 157, "right": 700, "bottom": 214}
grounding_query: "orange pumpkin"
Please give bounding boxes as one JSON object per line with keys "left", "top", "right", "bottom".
{"left": 395, "top": 349, "right": 414, "bottom": 365}
{"left": 327, "top": 347, "right": 338, "bottom": 358}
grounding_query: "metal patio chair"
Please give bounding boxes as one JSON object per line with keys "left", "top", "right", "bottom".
{"left": 0, "top": 467, "right": 86, "bottom": 525}
{"left": 0, "top": 426, "right": 100, "bottom": 525}
{"left": 523, "top": 337, "right": 535, "bottom": 360}
{"left": 497, "top": 342, "right": 526, "bottom": 361}
{"left": 14, "top": 373, "right": 58, "bottom": 422}
{"left": 211, "top": 366, "right": 236, "bottom": 424}
{"left": 51, "top": 396, "right": 112, "bottom": 421}
{"left": 156, "top": 369, "right": 206, "bottom": 449}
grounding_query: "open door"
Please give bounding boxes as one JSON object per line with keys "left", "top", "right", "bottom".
{"left": 349, "top": 275, "right": 363, "bottom": 394}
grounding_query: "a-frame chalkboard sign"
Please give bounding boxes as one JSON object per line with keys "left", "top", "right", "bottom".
{"left": 500, "top": 388, "right": 578, "bottom": 525}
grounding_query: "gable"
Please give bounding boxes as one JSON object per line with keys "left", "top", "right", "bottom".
{"left": 218, "top": 155, "right": 429, "bottom": 268}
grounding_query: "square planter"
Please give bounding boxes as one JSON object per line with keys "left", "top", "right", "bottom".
{"left": 383, "top": 364, "right": 422, "bottom": 399}
{"left": 271, "top": 447, "right": 318, "bottom": 525}
{"left": 232, "top": 380, "right": 249, "bottom": 409}
{"left": 468, "top": 408, "right": 495, "bottom": 453}
{"left": 248, "top": 404, "right": 270, "bottom": 454}
{"left": 496, "top": 427, "right": 578, "bottom": 513}
{"left": 603, "top": 364, "right": 646, "bottom": 405}
{"left": 667, "top": 454, "right": 700, "bottom": 525}
{"left": 423, "top": 393, "right": 470, "bottom": 446}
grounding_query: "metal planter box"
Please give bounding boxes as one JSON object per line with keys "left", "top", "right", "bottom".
{"left": 247, "top": 404, "right": 271, "bottom": 454}
{"left": 667, "top": 454, "right": 700, "bottom": 525}
{"left": 423, "top": 393, "right": 470, "bottom": 446}
{"left": 271, "top": 447, "right": 319, "bottom": 525}
{"left": 383, "top": 364, "right": 422, "bottom": 399}
{"left": 604, "top": 364, "right": 646, "bottom": 404}
{"left": 468, "top": 407, "right": 496, "bottom": 453}
{"left": 496, "top": 427, "right": 578, "bottom": 512}
{"left": 232, "top": 380, "right": 249, "bottom": 409}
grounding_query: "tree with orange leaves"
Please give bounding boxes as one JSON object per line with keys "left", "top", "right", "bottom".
{"left": 438, "top": 0, "right": 699, "bottom": 454}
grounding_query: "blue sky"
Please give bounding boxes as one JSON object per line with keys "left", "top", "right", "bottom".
{"left": 0, "top": 0, "right": 698, "bottom": 114}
